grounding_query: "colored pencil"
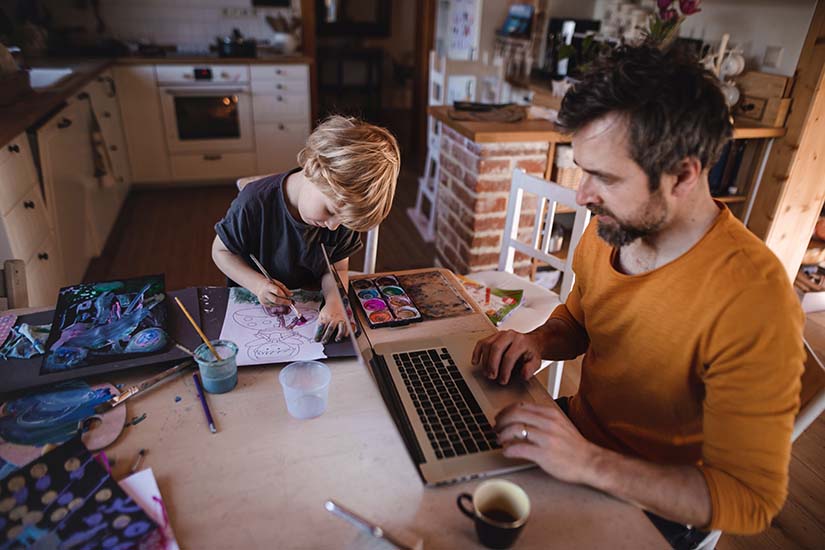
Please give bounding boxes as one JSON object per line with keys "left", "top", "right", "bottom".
{"left": 174, "top": 296, "right": 222, "bottom": 361}
{"left": 131, "top": 448, "right": 146, "bottom": 473}
{"left": 248, "top": 253, "right": 305, "bottom": 322}
{"left": 193, "top": 372, "right": 217, "bottom": 434}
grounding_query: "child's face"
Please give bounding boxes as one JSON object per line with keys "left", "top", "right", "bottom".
{"left": 299, "top": 180, "right": 343, "bottom": 230}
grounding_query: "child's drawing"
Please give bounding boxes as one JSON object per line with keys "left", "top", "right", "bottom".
{"left": 219, "top": 288, "right": 327, "bottom": 366}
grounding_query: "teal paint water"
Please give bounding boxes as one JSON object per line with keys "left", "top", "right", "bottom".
{"left": 194, "top": 341, "right": 239, "bottom": 394}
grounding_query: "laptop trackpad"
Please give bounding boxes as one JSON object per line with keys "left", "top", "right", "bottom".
{"left": 465, "top": 365, "right": 552, "bottom": 416}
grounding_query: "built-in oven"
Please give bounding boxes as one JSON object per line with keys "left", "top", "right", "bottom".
{"left": 158, "top": 65, "right": 254, "bottom": 154}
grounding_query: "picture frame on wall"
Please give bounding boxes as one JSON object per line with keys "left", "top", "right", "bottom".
{"left": 447, "top": 0, "right": 483, "bottom": 60}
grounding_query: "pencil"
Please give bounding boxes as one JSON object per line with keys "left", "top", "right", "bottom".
{"left": 193, "top": 372, "right": 217, "bottom": 434}
{"left": 248, "top": 254, "right": 305, "bottom": 322}
{"left": 174, "top": 297, "right": 222, "bottom": 361}
{"left": 131, "top": 448, "right": 146, "bottom": 473}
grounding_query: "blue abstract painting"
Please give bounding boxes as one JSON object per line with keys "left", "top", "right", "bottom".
{"left": 41, "top": 276, "right": 168, "bottom": 374}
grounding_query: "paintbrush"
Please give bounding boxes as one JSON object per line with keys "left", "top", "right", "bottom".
{"left": 94, "top": 360, "right": 195, "bottom": 414}
{"left": 248, "top": 253, "right": 306, "bottom": 323}
{"left": 174, "top": 297, "right": 222, "bottom": 360}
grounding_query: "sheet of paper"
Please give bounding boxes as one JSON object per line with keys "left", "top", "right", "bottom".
{"left": 219, "top": 287, "right": 327, "bottom": 366}
{"left": 121, "top": 468, "right": 180, "bottom": 550}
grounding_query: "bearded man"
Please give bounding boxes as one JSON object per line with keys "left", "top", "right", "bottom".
{"left": 472, "top": 45, "right": 804, "bottom": 549}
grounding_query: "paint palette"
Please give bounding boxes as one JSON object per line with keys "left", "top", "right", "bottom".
{"left": 352, "top": 276, "right": 423, "bottom": 328}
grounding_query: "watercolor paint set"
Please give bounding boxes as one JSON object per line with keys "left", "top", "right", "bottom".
{"left": 351, "top": 275, "right": 423, "bottom": 328}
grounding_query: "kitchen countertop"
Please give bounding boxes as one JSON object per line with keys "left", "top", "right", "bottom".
{"left": 0, "top": 53, "right": 314, "bottom": 147}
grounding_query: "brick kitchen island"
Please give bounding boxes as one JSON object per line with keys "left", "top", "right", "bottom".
{"left": 427, "top": 106, "right": 572, "bottom": 275}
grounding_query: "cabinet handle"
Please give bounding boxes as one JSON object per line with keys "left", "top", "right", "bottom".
{"left": 23, "top": 200, "right": 35, "bottom": 209}
{"left": 276, "top": 83, "right": 283, "bottom": 90}
{"left": 103, "top": 111, "right": 111, "bottom": 118}
{"left": 77, "top": 91, "right": 90, "bottom": 100}
{"left": 8, "top": 144, "right": 20, "bottom": 153}
{"left": 110, "top": 145, "right": 118, "bottom": 151}
{"left": 57, "top": 118, "right": 73, "bottom": 129}
{"left": 117, "top": 176, "right": 124, "bottom": 183}
{"left": 203, "top": 154, "right": 222, "bottom": 161}
{"left": 278, "top": 123, "right": 285, "bottom": 130}
{"left": 38, "top": 252, "right": 49, "bottom": 260}
{"left": 276, "top": 69, "right": 283, "bottom": 75}
{"left": 277, "top": 95, "right": 283, "bottom": 102}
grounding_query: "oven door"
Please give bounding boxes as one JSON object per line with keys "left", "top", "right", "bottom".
{"left": 160, "top": 85, "right": 254, "bottom": 154}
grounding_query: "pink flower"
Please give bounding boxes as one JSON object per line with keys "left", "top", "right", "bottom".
{"left": 661, "top": 8, "right": 678, "bottom": 21}
{"left": 679, "top": 0, "right": 702, "bottom": 15}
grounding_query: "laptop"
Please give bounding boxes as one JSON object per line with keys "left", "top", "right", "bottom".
{"left": 321, "top": 245, "right": 554, "bottom": 486}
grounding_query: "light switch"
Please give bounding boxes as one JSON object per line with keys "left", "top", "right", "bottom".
{"left": 763, "top": 46, "right": 784, "bottom": 69}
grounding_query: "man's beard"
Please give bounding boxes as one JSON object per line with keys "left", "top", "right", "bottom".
{"left": 588, "top": 193, "right": 668, "bottom": 247}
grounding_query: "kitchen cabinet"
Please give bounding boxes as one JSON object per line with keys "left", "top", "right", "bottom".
{"left": 113, "top": 65, "right": 171, "bottom": 182}
{"left": 0, "top": 133, "right": 64, "bottom": 307}
{"left": 81, "top": 70, "right": 132, "bottom": 255}
{"left": 252, "top": 64, "right": 311, "bottom": 174}
{"left": 37, "top": 99, "right": 96, "bottom": 285}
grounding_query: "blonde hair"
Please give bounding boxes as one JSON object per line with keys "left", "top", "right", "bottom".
{"left": 298, "top": 116, "right": 400, "bottom": 232}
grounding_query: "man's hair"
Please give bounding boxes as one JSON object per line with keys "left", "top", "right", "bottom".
{"left": 558, "top": 45, "right": 733, "bottom": 191}
{"left": 298, "top": 115, "right": 400, "bottom": 232}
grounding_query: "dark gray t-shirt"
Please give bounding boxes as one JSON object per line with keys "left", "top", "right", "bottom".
{"left": 215, "top": 169, "right": 362, "bottom": 289}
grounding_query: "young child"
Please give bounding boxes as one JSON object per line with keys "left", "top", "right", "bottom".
{"left": 212, "top": 116, "right": 400, "bottom": 343}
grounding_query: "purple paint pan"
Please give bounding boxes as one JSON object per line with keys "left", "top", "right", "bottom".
{"left": 363, "top": 299, "right": 388, "bottom": 311}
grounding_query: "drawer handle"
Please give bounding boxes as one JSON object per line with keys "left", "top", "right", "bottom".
{"left": 57, "top": 118, "right": 73, "bottom": 129}
{"left": 38, "top": 252, "right": 49, "bottom": 260}
{"left": 77, "top": 91, "right": 90, "bottom": 100}
{"left": 8, "top": 144, "right": 20, "bottom": 153}
{"left": 276, "top": 69, "right": 283, "bottom": 75}
{"left": 110, "top": 145, "right": 118, "bottom": 151}
{"left": 277, "top": 95, "right": 283, "bottom": 102}
{"left": 23, "top": 200, "right": 35, "bottom": 209}
{"left": 117, "top": 176, "right": 124, "bottom": 183}
{"left": 103, "top": 111, "right": 112, "bottom": 118}
{"left": 276, "top": 83, "right": 283, "bottom": 90}
{"left": 204, "top": 154, "right": 222, "bottom": 161}
{"left": 278, "top": 123, "right": 285, "bottom": 130}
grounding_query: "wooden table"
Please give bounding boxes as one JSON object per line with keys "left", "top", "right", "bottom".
{"left": 8, "top": 307, "right": 667, "bottom": 549}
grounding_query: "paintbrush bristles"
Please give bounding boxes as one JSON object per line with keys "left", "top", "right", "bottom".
{"left": 174, "top": 297, "right": 222, "bottom": 361}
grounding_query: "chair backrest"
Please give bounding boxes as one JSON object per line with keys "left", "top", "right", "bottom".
{"left": 0, "top": 259, "right": 28, "bottom": 310}
{"left": 794, "top": 338, "right": 825, "bottom": 441}
{"left": 499, "top": 169, "right": 591, "bottom": 302}
{"left": 236, "top": 176, "right": 379, "bottom": 274}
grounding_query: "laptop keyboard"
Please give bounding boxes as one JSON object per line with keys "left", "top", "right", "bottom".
{"left": 394, "top": 348, "right": 502, "bottom": 460}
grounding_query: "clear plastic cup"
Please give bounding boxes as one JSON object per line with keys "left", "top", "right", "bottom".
{"left": 278, "top": 361, "right": 331, "bottom": 419}
{"left": 194, "top": 340, "right": 238, "bottom": 394}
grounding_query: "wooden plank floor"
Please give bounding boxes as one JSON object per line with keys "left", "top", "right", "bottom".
{"left": 87, "top": 169, "right": 823, "bottom": 549}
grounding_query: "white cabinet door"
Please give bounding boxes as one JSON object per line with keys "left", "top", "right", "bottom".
{"left": 26, "top": 235, "right": 63, "bottom": 307}
{"left": 255, "top": 121, "right": 310, "bottom": 174}
{"left": 38, "top": 100, "right": 96, "bottom": 285}
{"left": 0, "top": 133, "right": 40, "bottom": 216}
{"left": 113, "top": 65, "right": 170, "bottom": 182}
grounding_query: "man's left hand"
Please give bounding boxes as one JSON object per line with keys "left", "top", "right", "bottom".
{"left": 495, "top": 401, "right": 600, "bottom": 485}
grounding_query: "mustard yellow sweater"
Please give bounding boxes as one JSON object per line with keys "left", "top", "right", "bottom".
{"left": 550, "top": 204, "right": 804, "bottom": 534}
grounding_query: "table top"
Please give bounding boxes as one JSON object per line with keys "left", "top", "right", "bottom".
{"left": 7, "top": 306, "right": 666, "bottom": 549}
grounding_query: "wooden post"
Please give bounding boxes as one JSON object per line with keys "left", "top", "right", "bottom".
{"left": 300, "top": 0, "right": 318, "bottom": 125}
{"left": 3, "top": 260, "right": 28, "bottom": 309}
{"left": 413, "top": 0, "right": 436, "bottom": 172}
{"left": 747, "top": 1, "right": 825, "bottom": 280}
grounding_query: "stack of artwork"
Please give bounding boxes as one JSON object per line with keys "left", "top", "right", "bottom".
{"left": 218, "top": 287, "right": 326, "bottom": 366}
{"left": 0, "top": 437, "right": 161, "bottom": 549}
{"left": 41, "top": 276, "right": 169, "bottom": 375}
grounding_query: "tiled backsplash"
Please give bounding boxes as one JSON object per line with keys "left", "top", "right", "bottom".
{"left": 44, "top": 0, "right": 300, "bottom": 53}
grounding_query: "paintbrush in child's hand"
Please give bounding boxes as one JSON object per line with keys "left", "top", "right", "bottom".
{"left": 248, "top": 253, "right": 306, "bottom": 323}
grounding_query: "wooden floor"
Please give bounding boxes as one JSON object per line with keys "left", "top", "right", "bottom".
{"left": 87, "top": 169, "right": 823, "bottom": 549}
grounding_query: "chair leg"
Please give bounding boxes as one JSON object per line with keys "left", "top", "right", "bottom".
{"left": 364, "top": 227, "right": 379, "bottom": 274}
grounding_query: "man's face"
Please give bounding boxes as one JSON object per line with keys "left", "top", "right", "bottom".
{"left": 572, "top": 113, "right": 670, "bottom": 247}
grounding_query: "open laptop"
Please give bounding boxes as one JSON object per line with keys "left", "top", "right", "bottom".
{"left": 321, "top": 245, "right": 554, "bottom": 486}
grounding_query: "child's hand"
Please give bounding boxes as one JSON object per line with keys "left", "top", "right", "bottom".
{"left": 315, "top": 301, "right": 350, "bottom": 344}
{"left": 255, "top": 278, "right": 293, "bottom": 308}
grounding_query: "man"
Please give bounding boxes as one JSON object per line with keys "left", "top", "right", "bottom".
{"left": 472, "top": 45, "right": 804, "bottom": 547}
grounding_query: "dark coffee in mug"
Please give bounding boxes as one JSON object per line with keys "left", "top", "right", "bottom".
{"left": 457, "top": 480, "right": 531, "bottom": 549}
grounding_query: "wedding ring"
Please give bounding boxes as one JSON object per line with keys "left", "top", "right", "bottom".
{"left": 519, "top": 426, "right": 529, "bottom": 441}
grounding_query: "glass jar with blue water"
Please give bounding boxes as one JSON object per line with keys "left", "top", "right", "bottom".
{"left": 193, "top": 340, "right": 239, "bottom": 393}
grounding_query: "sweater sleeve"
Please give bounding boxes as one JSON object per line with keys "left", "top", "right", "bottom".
{"left": 699, "top": 282, "right": 804, "bottom": 534}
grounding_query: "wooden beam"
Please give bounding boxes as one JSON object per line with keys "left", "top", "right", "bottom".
{"left": 300, "top": 0, "right": 318, "bottom": 125}
{"left": 748, "top": 0, "right": 825, "bottom": 280}
{"left": 413, "top": 0, "right": 436, "bottom": 171}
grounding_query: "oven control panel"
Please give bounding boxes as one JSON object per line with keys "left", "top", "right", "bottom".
{"left": 155, "top": 65, "right": 250, "bottom": 85}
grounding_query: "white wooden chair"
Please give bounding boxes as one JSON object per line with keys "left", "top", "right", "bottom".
{"left": 471, "top": 169, "right": 592, "bottom": 397}
{"left": 407, "top": 51, "right": 504, "bottom": 243}
{"left": 0, "top": 259, "right": 27, "bottom": 310}
{"left": 236, "top": 175, "right": 379, "bottom": 274}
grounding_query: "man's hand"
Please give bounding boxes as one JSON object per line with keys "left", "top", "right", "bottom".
{"left": 255, "top": 278, "right": 293, "bottom": 308}
{"left": 472, "top": 330, "right": 543, "bottom": 385}
{"left": 315, "top": 301, "right": 349, "bottom": 344}
{"left": 495, "top": 402, "right": 599, "bottom": 485}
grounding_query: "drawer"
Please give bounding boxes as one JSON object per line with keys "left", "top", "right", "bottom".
{"left": 26, "top": 234, "right": 63, "bottom": 307}
{"left": 255, "top": 122, "right": 310, "bottom": 174}
{"left": 251, "top": 78, "right": 308, "bottom": 95}
{"left": 3, "top": 186, "right": 50, "bottom": 262}
{"left": 156, "top": 65, "right": 250, "bottom": 84}
{"left": 170, "top": 152, "right": 257, "bottom": 180}
{"left": 0, "top": 135, "right": 39, "bottom": 215}
{"left": 251, "top": 64, "right": 308, "bottom": 83}
{"left": 252, "top": 93, "right": 310, "bottom": 122}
